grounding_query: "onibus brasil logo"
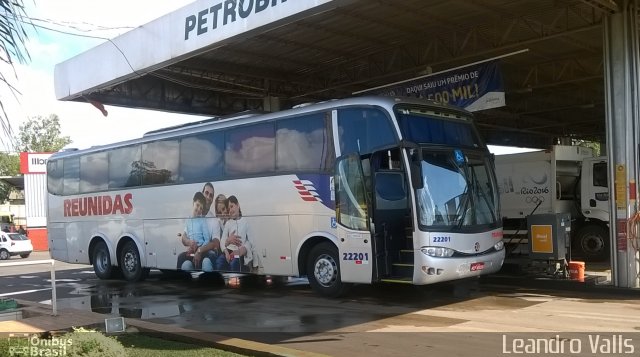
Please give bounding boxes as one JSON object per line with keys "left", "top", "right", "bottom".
{"left": 7, "top": 333, "right": 73, "bottom": 356}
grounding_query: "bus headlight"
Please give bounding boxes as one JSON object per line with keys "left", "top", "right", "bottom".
{"left": 421, "top": 247, "right": 455, "bottom": 257}
{"left": 494, "top": 240, "right": 504, "bottom": 251}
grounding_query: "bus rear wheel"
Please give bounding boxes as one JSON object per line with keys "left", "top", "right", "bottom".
{"left": 119, "top": 241, "right": 148, "bottom": 282}
{"left": 307, "top": 242, "right": 350, "bottom": 297}
{"left": 92, "top": 241, "right": 113, "bottom": 280}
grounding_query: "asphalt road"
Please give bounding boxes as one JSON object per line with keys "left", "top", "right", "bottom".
{"left": 1, "top": 252, "right": 640, "bottom": 357}
{"left": 0, "top": 251, "right": 90, "bottom": 276}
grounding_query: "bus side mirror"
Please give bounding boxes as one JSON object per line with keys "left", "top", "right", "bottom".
{"left": 410, "top": 161, "right": 423, "bottom": 190}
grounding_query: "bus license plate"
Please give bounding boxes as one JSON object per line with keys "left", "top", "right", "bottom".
{"left": 470, "top": 262, "right": 485, "bottom": 271}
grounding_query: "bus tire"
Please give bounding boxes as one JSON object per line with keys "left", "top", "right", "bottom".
{"left": 92, "top": 241, "right": 113, "bottom": 280}
{"left": 119, "top": 241, "right": 147, "bottom": 282}
{"left": 574, "top": 224, "right": 609, "bottom": 262}
{"left": 307, "top": 242, "right": 350, "bottom": 298}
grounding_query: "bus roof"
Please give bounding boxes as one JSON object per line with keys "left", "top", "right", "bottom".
{"left": 50, "top": 96, "right": 471, "bottom": 160}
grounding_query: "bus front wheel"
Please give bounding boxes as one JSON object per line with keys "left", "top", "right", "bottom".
{"left": 307, "top": 242, "right": 350, "bottom": 298}
{"left": 93, "top": 241, "right": 113, "bottom": 280}
{"left": 119, "top": 241, "right": 148, "bottom": 282}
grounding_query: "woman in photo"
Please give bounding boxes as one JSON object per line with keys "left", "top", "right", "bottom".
{"left": 215, "top": 195, "right": 256, "bottom": 272}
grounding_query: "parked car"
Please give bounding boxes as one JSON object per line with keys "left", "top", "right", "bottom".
{"left": 0, "top": 232, "right": 33, "bottom": 260}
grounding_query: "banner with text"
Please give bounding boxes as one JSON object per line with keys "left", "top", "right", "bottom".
{"left": 374, "top": 60, "right": 505, "bottom": 112}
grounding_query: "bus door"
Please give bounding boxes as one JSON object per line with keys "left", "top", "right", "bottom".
{"left": 335, "top": 154, "right": 373, "bottom": 284}
{"left": 370, "top": 148, "right": 410, "bottom": 279}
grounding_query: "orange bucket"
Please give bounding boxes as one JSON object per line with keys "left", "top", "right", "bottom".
{"left": 568, "top": 261, "right": 585, "bottom": 282}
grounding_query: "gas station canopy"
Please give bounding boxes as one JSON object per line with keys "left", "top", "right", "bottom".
{"left": 55, "top": 0, "right": 614, "bottom": 148}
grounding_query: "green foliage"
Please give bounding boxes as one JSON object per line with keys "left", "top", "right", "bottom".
{"left": 0, "top": 152, "right": 19, "bottom": 203}
{"left": 0, "top": 152, "right": 19, "bottom": 175}
{"left": 0, "top": 0, "right": 31, "bottom": 147}
{"left": 577, "top": 140, "right": 601, "bottom": 156}
{"left": 16, "top": 114, "right": 72, "bottom": 152}
{"left": 62, "top": 327, "right": 127, "bottom": 357}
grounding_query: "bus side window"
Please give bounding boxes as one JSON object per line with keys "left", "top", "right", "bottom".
{"left": 63, "top": 157, "right": 80, "bottom": 195}
{"left": 47, "top": 160, "right": 64, "bottom": 195}
{"left": 109, "top": 145, "right": 142, "bottom": 189}
{"left": 80, "top": 152, "right": 108, "bottom": 193}
{"left": 276, "top": 113, "right": 331, "bottom": 171}
{"left": 337, "top": 108, "right": 396, "bottom": 156}
{"left": 141, "top": 139, "right": 179, "bottom": 185}
{"left": 375, "top": 171, "right": 406, "bottom": 202}
{"left": 179, "top": 131, "right": 224, "bottom": 183}
{"left": 225, "top": 122, "right": 275, "bottom": 176}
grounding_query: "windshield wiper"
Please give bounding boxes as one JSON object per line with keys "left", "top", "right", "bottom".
{"left": 455, "top": 191, "right": 470, "bottom": 229}
{"left": 470, "top": 165, "right": 497, "bottom": 223}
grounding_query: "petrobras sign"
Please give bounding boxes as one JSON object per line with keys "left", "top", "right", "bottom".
{"left": 19, "top": 152, "right": 53, "bottom": 174}
{"left": 372, "top": 60, "right": 505, "bottom": 112}
{"left": 184, "top": 0, "right": 336, "bottom": 42}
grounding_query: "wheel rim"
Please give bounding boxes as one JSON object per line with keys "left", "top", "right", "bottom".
{"left": 0, "top": 250, "right": 8, "bottom": 260}
{"left": 123, "top": 250, "right": 138, "bottom": 273}
{"left": 314, "top": 253, "right": 337, "bottom": 287}
{"left": 581, "top": 234, "right": 604, "bottom": 255}
{"left": 96, "top": 249, "right": 109, "bottom": 273}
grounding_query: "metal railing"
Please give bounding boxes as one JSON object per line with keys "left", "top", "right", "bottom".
{"left": 0, "top": 259, "right": 57, "bottom": 316}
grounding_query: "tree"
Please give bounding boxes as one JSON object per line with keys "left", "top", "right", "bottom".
{"left": 16, "top": 114, "right": 72, "bottom": 152}
{"left": 0, "top": 152, "right": 19, "bottom": 174}
{"left": 0, "top": 114, "right": 71, "bottom": 203}
{"left": 0, "top": 152, "right": 19, "bottom": 202}
{"left": 1, "top": 0, "right": 31, "bottom": 147}
{"left": 572, "top": 139, "right": 601, "bottom": 156}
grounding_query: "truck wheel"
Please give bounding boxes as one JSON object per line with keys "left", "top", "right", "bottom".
{"left": 119, "top": 241, "right": 148, "bottom": 282}
{"left": 306, "top": 242, "right": 350, "bottom": 297}
{"left": 92, "top": 241, "right": 114, "bottom": 279}
{"left": 0, "top": 249, "right": 9, "bottom": 260}
{"left": 575, "top": 225, "right": 609, "bottom": 262}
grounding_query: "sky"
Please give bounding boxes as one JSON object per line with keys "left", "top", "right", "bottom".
{"left": 0, "top": 0, "right": 536, "bottom": 155}
{"left": 1, "top": 0, "right": 199, "bottom": 151}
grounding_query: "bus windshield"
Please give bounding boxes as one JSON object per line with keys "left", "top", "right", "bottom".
{"left": 414, "top": 148, "right": 499, "bottom": 231}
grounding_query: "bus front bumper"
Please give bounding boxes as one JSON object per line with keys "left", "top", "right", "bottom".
{"left": 413, "top": 249, "right": 505, "bottom": 285}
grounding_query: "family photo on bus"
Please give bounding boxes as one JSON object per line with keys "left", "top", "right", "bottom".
{"left": 176, "top": 182, "right": 260, "bottom": 273}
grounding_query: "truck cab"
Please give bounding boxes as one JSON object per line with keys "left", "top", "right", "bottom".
{"left": 574, "top": 156, "right": 609, "bottom": 261}
{"left": 495, "top": 146, "right": 610, "bottom": 262}
{"left": 580, "top": 156, "right": 609, "bottom": 222}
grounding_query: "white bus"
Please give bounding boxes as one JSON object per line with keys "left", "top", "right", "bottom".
{"left": 47, "top": 96, "right": 505, "bottom": 297}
